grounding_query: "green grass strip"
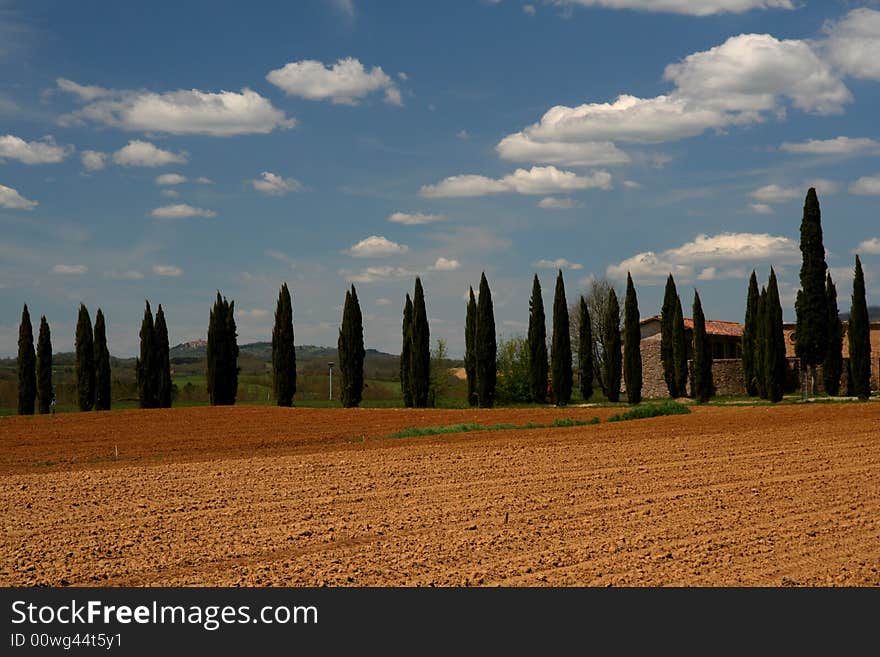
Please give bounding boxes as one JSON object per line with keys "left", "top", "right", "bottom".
{"left": 607, "top": 401, "right": 691, "bottom": 422}
{"left": 386, "top": 417, "right": 599, "bottom": 439}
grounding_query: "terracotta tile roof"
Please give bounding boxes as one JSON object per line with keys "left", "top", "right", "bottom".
{"left": 641, "top": 314, "right": 743, "bottom": 337}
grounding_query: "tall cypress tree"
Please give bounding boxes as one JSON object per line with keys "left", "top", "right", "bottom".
{"left": 75, "top": 303, "right": 95, "bottom": 411}
{"left": 602, "top": 288, "right": 621, "bottom": 403}
{"left": 36, "top": 316, "right": 52, "bottom": 414}
{"left": 550, "top": 270, "right": 572, "bottom": 406}
{"left": 93, "top": 308, "right": 111, "bottom": 411}
{"left": 527, "top": 274, "right": 549, "bottom": 403}
{"left": 400, "top": 294, "right": 414, "bottom": 407}
{"left": 672, "top": 295, "right": 687, "bottom": 397}
{"left": 795, "top": 187, "right": 828, "bottom": 395}
{"left": 823, "top": 273, "right": 843, "bottom": 396}
{"left": 155, "top": 305, "right": 172, "bottom": 408}
{"left": 623, "top": 273, "right": 642, "bottom": 405}
{"left": 741, "top": 271, "right": 760, "bottom": 397}
{"left": 848, "top": 255, "right": 871, "bottom": 400}
{"left": 137, "top": 301, "right": 156, "bottom": 408}
{"left": 755, "top": 287, "right": 768, "bottom": 399}
{"left": 691, "top": 291, "right": 712, "bottom": 403}
{"left": 660, "top": 274, "right": 679, "bottom": 397}
{"left": 338, "top": 285, "right": 365, "bottom": 407}
{"left": 475, "top": 272, "right": 496, "bottom": 408}
{"left": 765, "top": 268, "right": 786, "bottom": 403}
{"left": 578, "top": 295, "right": 593, "bottom": 402}
{"left": 272, "top": 283, "right": 296, "bottom": 407}
{"left": 207, "top": 292, "right": 239, "bottom": 406}
{"left": 464, "top": 287, "right": 477, "bottom": 407}
{"left": 17, "top": 304, "right": 36, "bottom": 415}
{"left": 410, "top": 277, "right": 431, "bottom": 408}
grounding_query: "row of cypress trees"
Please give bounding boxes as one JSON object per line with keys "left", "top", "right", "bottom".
{"left": 400, "top": 277, "right": 431, "bottom": 407}
{"left": 74, "top": 304, "right": 111, "bottom": 411}
{"left": 337, "top": 285, "right": 365, "bottom": 408}
{"left": 136, "top": 301, "right": 172, "bottom": 408}
{"left": 16, "top": 305, "right": 53, "bottom": 414}
{"left": 463, "top": 273, "right": 498, "bottom": 407}
{"left": 740, "top": 270, "right": 787, "bottom": 402}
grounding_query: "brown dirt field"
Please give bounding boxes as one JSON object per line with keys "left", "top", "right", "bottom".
{"left": 1, "top": 404, "right": 878, "bottom": 587}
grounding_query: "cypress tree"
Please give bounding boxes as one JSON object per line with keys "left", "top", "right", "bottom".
{"left": 741, "top": 271, "right": 760, "bottom": 397}
{"left": 155, "top": 305, "right": 172, "bottom": 408}
{"left": 848, "top": 255, "right": 871, "bottom": 400}
{"left": 795, "top": 187, "right": 828, "bottom": 395}
{"left": 578, "top": 296, "right": 593, "bottom": 402}
{"left": 17, "top": 304, "right": 36, "bottom": 415}
{"left": 137, "top": 301, "right": 156, "bottom": 408}
{"left": 527, "top": 274, "right": 549, "bottom": 403}
{"left": 74, "top": 303, "right": 95, "bottom": 411}
{"left": 36, "top": 316, "right": 52, "bottom": 414}
{"left": 411, "top": 277, "right": 431, "bottom": 408}
{"left": 755, "top": 287, "right": 768, "bottom": 399}
{"left": 623, "top": 272, "right": 642, "bottom": 405}
{"left": 475, "top": 272, "right": 496, "bottom": 408}
{"left": 765, "top": 268, "right": 786, "bottom": 403}
{"left": 823, "top": 273, "right": 843, "bottom": 396}
{"left": 464, "top": 287, "right": 477, "bottom": 407}
{"left": 338, "top": 285, "right": 365, "bottom": 407}
{"left": 550, "top": 270, "right": 572, "bottom": 405}
{"left": 207, "top": 292, "right": 239, "bottom": 405}
{"left": 94, "top": 308, "right": 111, "bottom": 411}
{"left": 400, "top": 294, "right": 414, "bottom": 407}
{"left": 272, "top": 283, "right": 296, "bottom": 406}
{"left": 602, "top": 288, "right": 621, "bottom": 403}
{"left": 660, "top": 274, "right": 679, "bottom": 397}
{"left": 672, "top": 295, "right": 687, "bottom": 397}
{"left": 691, "top": 290, "right": 712, "bottom": 403}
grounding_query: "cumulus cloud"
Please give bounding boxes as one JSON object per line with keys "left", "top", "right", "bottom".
{"left": 824, "top": 8, "right": 880, "bottom": 81}
{"left": 195, "top": 176, "right": 213, "bottom": 184}
{"left": 105, "top": 270, "right": 144, "bottom": 280}
{"left": 150, "top": 204, "right": 216, "bottom": 219}
{"left": 697, "top": 266, "right": 748, "bottom": 281}
{"left": 153, "top": 264, "right": 183, "bottom": 277}
{"left": 780, "top": 136, "right": 880, "bottom": 157}
{"left": 550, "top": 1, "right": 793, "bottom": 16}
{"left": 113, "top": 140, "right": 187, "bottom": 167}
{"left": 0, "top": 134, "right": 70, "bottom": 164}
{"left": 156, "top": 173, "right": 187, "bottom": 185}
{"left": 348, "top": 235, "right": 408, "bottom": 257}
{"left": 496, "top": 133, "right": 630, "bottom": 166}
{"left": 0, "top": 184, "right": 37, "bottom": 209}
{"left": 430, "top": 257, "right": 460, "bottom": 271}
{"left": 80, "top": 150, "right": 107, "bottom": 171}
{"left": 849, "top": 175, "right": 880, "bottom": 196}
{"left": 343, "top": 265, "right": 412, "bottom": 283}
{"left": 750, "top": 184, "right": 800, "bottom": 203}
{"left": 266, "top": 57, "right": 402, "bottom": 105}
{"left": 854, "top": 238, "right": 880, "bottom": 255}
{"left": 388, "top": 211, "right": 444, "bottom": 225}
{"left": 160, "top": 189, "right": 180, "bottom": 198}
{"left": 252, "top": 171, "right": 303, "bottom": 196}
{"left": 749, "top": 203, "right": 774, "bottom": 215}
{"left": 52, "top": 264, "right": 87, "bottom": 275}
{"left": 420, "top": 166, "right": 611, "bottom": 197}
{"left": 532, "top": 258, "right": 583, "bottom": 270}
{"left": 537, "top": 196, "right": 582, "bottom": 209}
{"left": 57, "top": 79, "right": 294, "bottom": 136}
{"left": 623, "top": 180, "right": 642, "bottom": 189}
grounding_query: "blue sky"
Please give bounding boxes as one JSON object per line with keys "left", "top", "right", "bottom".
{"left": 1, "top": 0, "right": 879, "bottom": 357}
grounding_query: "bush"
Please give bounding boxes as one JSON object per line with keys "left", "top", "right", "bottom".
{"left": 496, "top": 335, "right": 532, "bottom": 403}
{"left": 608, "top": 401, "right": 691, "bottom": 422}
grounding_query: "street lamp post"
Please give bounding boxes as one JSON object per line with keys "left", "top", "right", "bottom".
{"left": 328, "top": 362, "right": 334, "bottom": 401}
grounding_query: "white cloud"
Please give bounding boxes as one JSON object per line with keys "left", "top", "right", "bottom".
{"left": 52, "top": 264, "right": 87, "bottom": 275}
{"left": 697, "top": 266, "right": 747, "bottom": 281}
{"left": 0, "top": 184, "right": 37, "bottom": 209}
{"left": 456, "top": 129, "right": 469, "bottom": 140}
{"left": 532, "top": 258, "right": 583, "bottom": 270}
{"left": 105, "top": 269, "right": 144, "bottom": 280}
{"left": 750, "top": 184, "right": 800, "bottom": 203}
{"left": 496, "top": 133, "right": 630, "bottom": 166}
{"left": 623, "top": 180, "right": 642, "bottom": 189}
{"left": 160, "top": 189, "right": 180, "bottom": 198}
{"left": 153, "top": 264, "right": 183, "bottom": 277}
{"left": 195, "top": 176, "right": 213, "bottom": 184}
{"left": 749, "top": 203, "right": 774, "bottom": 215}
{"left": 523, "top": 4, "right": 536, "bottom": 15}
{"left": 824, "top": 8, "right": 880, "bottom": 81}
{"left": 80, "top": 150, "right": 107, "bottom": 171}
{"left": 266, "top": 249, "right": 296, "bottom": 268}
{"left": 252, "top": 171, "right": 303, "bottom": 196}
{"left": 329, "top": 0, "right": 355, "bottom": 18}
{"left": 849, "top": 175, "right": 880, "bottom": 196}
{"left": 551, "top": 1, "right": 793, "bottom": 15}
{"left": 266, "top": 57, "right": 401, "bottom": 105}
{"left": 239, "top": 308, "right": 270, "bottom": 319}
{"left": 388, "top": 211, "right": 444, "bottom": 225}
{"left": 420, "top": 166, "right": 612, "bottom": 197}
{"left": 348, "top": 235, "right": 408, "bottom": 257}
{"left": 58, "top": 79, "right": 295, "bottom": 136}
{"left": 805, "top": 179, "right": 838, "bottom": 196}
{"left": 156, "top": 173, "right": 187, "bottom": 185}
{"left": 376, "top": 298, "right": 392, "bottom": 306}
{"left": 537, "top": 196, "right": 582, "bottom": 209}
{"left": 0, "top": 134, "right": 69, "bottom": 164}
{"left": 780, "top": 136, "right": 880, "bottom": 156}
{"left": 113, "top": 140, "right": 187, "bottom": 167}
{"left": 854, "top": 238, "right": 880, "bottom": 255}
{"left": 343, "top": 266, "right": 412, "bottom": 283}
{"left": 150, "top": 204, "right": 216, "bottom": 219}
{"left": 430, "top": 257, "right": 460, "bottom": 271}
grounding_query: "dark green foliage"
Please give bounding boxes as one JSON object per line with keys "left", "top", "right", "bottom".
{"left": 848, "top": 256, "right": 871, "bottom": 400}
{"left": 410, "top": 277, "right": 431, "bottom": 408}
{"left": 577, "top": 296, "right": 593, "bottom": 402}
{"left": 741, "top": 271, "right": 760, "bottom": 396}
{"left": 93, "top": 309, "right": 111, "bottom": 411}
{"left": 401, "top": 294, "right": 414, "bottom": 407}
{"left": 660, "top": 274, "right": 679, "bottom": 397}
{"left": 623, "top": 272, "right": 642, "bottom": 405}
{"left": 601, "top": 288, "right": 621, "bottom": 402}
{"left": 206, "top": 292, "right": 239, "bottom": 406}
{"left": 74, "top": 303, "right": 95, "bottom": 411}
{"left": 337, "top": 285, "right": 365, "bottom": 407}
{"left": 272, "top": 283, "right": 296, "bottom": 406}
{"left": 464, "top": 287, "right": 477, "bottom": 407}
{"left": 154, "top": 305, "right": 172, "bottom": 408}
{"left": 755, "top": 287, "right": 768, "bottom": 399}
{"left": 795, "top": 188, "right": 828, "bottom": 393}
{"left": 764, "top": 269, "right": 786, "bottom": 403}
{"left": 608, "top": 401, "right": 691, "bottom": 422}
{"left": 550, "top": 270, "right": 572, "bottom": 406}
{"left": 496, "top": 336, "right": 531, "bottom": 403}
{"left": 36, "top": 316, "right": 52, "bottom": 414}
{"left": 691, "top": 291, "right": 712, "bottom": 403}
{"left": 475, "top": 272, "right": 497, "bottom": 408}
{"left": 17, "top": 304, "right": 36, "bottom": 415}
{"left": 527, "top": 274, "right": 549, "bottom": 403}
{"left": 672, "top": 296, "right": 687, "bottom": 397}
{"left": 823, "top": 273, "right": 843, "bottom": 396}
{"left": 136, "top": 301, "right": 157, "bottom": 408}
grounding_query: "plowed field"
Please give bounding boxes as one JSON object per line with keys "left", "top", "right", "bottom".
{"left": 2, "top": 404, "right": 878, "bottom": 586}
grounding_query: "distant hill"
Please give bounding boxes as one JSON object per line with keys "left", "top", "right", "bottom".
{"left": 169, "top": 341, "right": 398, "bottom": 361}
